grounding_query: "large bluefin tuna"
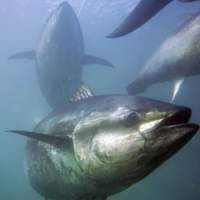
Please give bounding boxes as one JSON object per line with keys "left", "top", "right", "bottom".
{"left": 9, "top": 2, "right": 114, "bottom": 109}
{"left": 107, "top": 0, "right": 200, "bottom": 38}
{"left": 6, "top": 95, "right": 198, "bottom": 200}
{"left": 127, "top": 13, "right": 200, "bottom": 101}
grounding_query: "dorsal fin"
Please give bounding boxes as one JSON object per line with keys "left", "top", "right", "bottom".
{"left": 6, "top": 130, "right": 72, "bottom": 148}
{"left": 70, "top": 83, "right": 94, "bottom": 102}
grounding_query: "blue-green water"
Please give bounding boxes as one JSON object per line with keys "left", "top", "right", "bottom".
{"left": 0, "top": 1, "right": 200, "bottom": 199}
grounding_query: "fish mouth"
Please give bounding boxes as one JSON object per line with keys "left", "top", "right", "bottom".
{"left": 143, "top": 107, "right": 199, "bottom": 162}
{"left": 157, "top": 107, "right": 199, "bottom": 142}
{"left": 161, "top": 107, "right": 192, "bottom": 127}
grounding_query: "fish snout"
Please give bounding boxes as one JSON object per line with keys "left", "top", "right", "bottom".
{"left": 161, "top": 106, "right": 192, "bottom": 127}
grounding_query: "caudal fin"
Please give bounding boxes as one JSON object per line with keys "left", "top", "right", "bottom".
{"left": 82, "top": 54, "right": 114, "bottom": 68}
{"left": 127, "top": 81, "right": 147, "bottom": 95}
{"left": 8, "top": 50, "right": 36, "bottom": 60}
{"left": 107, "top": 0, "right": 172, "bottom": 38}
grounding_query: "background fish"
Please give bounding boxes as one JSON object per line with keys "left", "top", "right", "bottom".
{"left": 9, "top": 2, "right": 114, "bottom": 109}
{"left": 127, "top": 12, "right": 200, "bottom": 101}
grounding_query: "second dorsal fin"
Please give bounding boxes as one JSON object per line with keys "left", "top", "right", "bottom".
{"left": 70, "top": 83, "right": 94, "bottom": 102}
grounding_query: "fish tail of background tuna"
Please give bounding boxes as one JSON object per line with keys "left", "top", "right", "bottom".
{"left": 127, "top": 80, "right": 147, "bottom": 95}
{"left": 107, "top": 0, "right": 173, "bottom": 38}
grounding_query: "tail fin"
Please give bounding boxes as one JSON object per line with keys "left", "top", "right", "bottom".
{"left": 171, "top": 78, "right": 184, "bottom": 103}
{"left": 8, "top": 50, "right": 36, "bottom": 60}
{"left": 82, "top": 54, "right": 114, "bottom": 68}
{"left": 127, "top": 81, "right": 146, "bottom": 95}
{"left": 107, "top": 0, "right": 172, "bottom": 38}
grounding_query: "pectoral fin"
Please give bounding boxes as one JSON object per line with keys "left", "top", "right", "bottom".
{"left": 82, "top": 54, "right": 114, "bottom": 68}
{"left": 70, "top": 83, "right": 94, "bottom": 102}
{"left": 8, "top": 50, "right": 36, "bottom": 60}
{"left": 5, "top": 130, "right": 72, "bottom": 148}
{"left": 171, "top": 78, "right": 185, "bottom": 102}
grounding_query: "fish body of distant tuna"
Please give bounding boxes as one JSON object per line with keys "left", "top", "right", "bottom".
{"left": 127, "top": 13, "right": 200, "bottom": 101}
{"left": 9, "top": 2, "right": 113, "bottom": 109}
{"left": 7, "top": 95, "right": 198, "bottom": 200}
{"left": 108, "top": 0, "right": 200, "bottom": 38}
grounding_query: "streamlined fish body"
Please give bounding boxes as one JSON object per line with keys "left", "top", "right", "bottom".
{"left": 8, "top": 95, "right": 198, "bottom": 200}
{"left": 108, "top": 0, "right": 200, "bottom": 38}
{"left": 9, "top": 2, "right": 113, "bottom": 109}
{"left": 127, "top": 13, "right": 200, "bottom": 99}
{"left": 36, "top": 2, "right": 84, "bottom": 108}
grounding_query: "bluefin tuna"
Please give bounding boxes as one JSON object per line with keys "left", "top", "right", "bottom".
{"left": 7, "top": 95, "right": 198, "bottom": 200}
{"left": 127, "top": 12, "right": 200, "bottom": 101}
{"left": 9, "top": 2, "right": 114, "bottom": 109}
{"left": 107, "top": 0, "right": 200, "bottom": 38}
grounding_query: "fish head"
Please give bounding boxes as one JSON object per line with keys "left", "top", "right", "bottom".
{"left": 44, "top": 1, "right": 79, "bottom": 41}
{"left": 48, "top": 1, "right": 74, "bottom": 22}
{"left": 73, "top": 96, "right": 198, "bottom": 189}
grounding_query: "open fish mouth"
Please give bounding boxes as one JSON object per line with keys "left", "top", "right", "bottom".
{"left": 155, "top": 107, "right": 199, "bottom": 146}
{"left": 161, "top": 107, "right": 192, "bottom": 127}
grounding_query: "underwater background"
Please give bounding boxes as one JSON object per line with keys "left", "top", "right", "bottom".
{"left": 0, "top": 0, "right": 200, "bottom": 199}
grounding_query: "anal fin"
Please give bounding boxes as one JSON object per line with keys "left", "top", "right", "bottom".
{"left": 171, "top": 77, "right": 185, "bottom": 102}
{"left": 70, "top": 83, "right": 94, "bottom": 102}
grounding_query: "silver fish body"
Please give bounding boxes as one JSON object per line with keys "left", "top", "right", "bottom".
{"left": 13, "top": 95, "right": 198, "bottom": 200}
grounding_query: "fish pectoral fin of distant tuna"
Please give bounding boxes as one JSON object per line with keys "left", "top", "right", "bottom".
{"left": 70, "top": 83, "right": 94, "bottom": 102}
{"left": 171, "top": 77, "right": 185, "bottom": 102}
{"left": 8, "top": 50, "right": 36, "bottom": 60}
{"left": 5, "top": 130, "right": 72, "bottom": 148}
{"left": 82, "top": 54, "right": 114, "bottom": 68}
